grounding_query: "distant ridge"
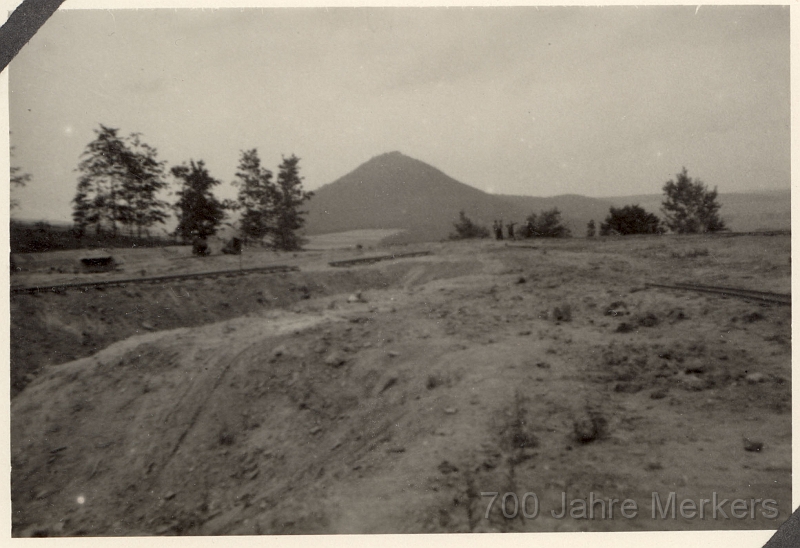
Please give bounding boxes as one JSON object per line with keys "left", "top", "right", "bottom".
{"left": 303, "top": 152, "right": 790, "bottom": 244}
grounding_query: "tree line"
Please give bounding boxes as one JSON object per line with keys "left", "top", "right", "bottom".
{"left": 14, "top": 125, "right": 726, "bottom": 248}
{"left": 70, "top": 124, "right": 313, "bottom": 251}
{"left": 452, "top": 167, "right": 726, "bottom": 240}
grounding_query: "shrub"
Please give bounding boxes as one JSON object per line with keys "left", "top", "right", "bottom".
{"left": 524, "top": 208, "right": 571, "bottom": 238}
{"left": 600, "top": 204, "right": 663, "bottom": 235}
{"left": 552, "top": 303, "right": 572, "bottom": 322}
{"left": 450, "top": 210, "right": 490, "bottom": 239}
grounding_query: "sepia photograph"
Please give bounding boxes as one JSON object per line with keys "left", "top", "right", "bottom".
{"left": 6, "top": 2, "right": 792, "bottom": 541}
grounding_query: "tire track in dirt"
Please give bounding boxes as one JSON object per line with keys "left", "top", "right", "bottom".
{"left": 158, "top": 345, "right": 255, "bottom": 475}
{"left": 11, "top": 237, "right": 791, "bottom": 535}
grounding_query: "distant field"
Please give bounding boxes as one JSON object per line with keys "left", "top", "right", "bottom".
{"left": 304, "top": 229, "right": 404, "bottom": 250}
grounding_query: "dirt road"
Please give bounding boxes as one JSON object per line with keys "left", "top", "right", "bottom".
{"left": 10, "top": 234, "right": 791, "bottom": 535}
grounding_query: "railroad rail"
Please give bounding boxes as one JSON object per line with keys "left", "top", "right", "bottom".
{"left": 712, "top": 230, "right": 790, "bottom": 238}
{"left": 645, "top": 282, "right": 791, "bottom": 306}
{"left": 328, "top": 250, "right": 431, "bottom": 267}
{"left": 11, "top": 264, "right": 299, "bottom": 295}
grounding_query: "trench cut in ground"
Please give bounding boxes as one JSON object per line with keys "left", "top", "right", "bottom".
{"left": 10, "top": 234, "right": 791, "bottom": 535}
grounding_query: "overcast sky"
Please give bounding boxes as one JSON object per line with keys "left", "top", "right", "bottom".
{"left": 8, "top": 4, "right": 790, "bottom": 223}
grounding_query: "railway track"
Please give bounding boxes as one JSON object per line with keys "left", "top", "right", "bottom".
{"left": 12, "top": 250, "right": 434, "bottom": 294}
{"left": 328, "top": 250, "right": 431, "bottom": 267}
{"left": 10, "top": 264, "right": 299, "bottom": 295}
{"left": 712, "top": 230, "right": 791, "bottom": 238}
{"left": 645, "top": 282, "right": 791, "bottom": 306}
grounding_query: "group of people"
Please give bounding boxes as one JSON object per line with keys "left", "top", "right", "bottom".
{"left": 492, "top": 220, "right": 518, "bottom": 240}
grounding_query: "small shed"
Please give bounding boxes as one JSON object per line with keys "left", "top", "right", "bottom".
{"left": 80, "top": 255, "right": 117, "bottom": 273}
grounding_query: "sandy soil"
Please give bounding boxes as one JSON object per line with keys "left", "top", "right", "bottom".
{"left": 10, "top": 233, "right": 791, "bottom": 536}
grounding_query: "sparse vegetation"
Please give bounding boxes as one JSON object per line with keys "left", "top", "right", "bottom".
{"left": 450, "top": 210, "right": 490, "bottom": 240}
{"left": 218, "top": 428, "right": 235, "bottom": 446}
{"left": 552, "top": 303, "right": 572, "bottom": 322}
{"left": 573, "top": 408, "right": 607, "bottom": 444}
{"left": 426, "top": 374, "right": 444, "bottom": 390}
{"left": 508, "top": 391, "right": 537, "bottom": 450}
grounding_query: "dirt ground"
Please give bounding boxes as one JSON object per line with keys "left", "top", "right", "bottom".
{"left": 9, "top": 233, "right": 791, "bottom": 535}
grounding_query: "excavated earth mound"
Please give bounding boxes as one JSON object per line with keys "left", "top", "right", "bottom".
{"left": 11, "top": 235, "right": 792, "bottom": 535}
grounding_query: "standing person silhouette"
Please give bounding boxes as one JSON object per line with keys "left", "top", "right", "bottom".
{"left": 507, "top": 221, "right": 517, "bottom": 240}
{"left": 493, "top": 220, "right": 503, "bottom": 240}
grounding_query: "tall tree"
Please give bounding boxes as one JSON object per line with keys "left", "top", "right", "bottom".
{"left": 73, "top": 125, "right": 128, "bottom": 236}
{"left": 120, "top": 133, "right": 169, "bottom": 237}
{"left": 72, "top": 125, "right": 169, "bottom": 238}
{"left": 272, "top": 155, "right": 313, "bottom": 251}
{"left": 171, "top": 160, "right": 227, "bottom": 241}
{"left": 661, "top": 168, "right": 726, "bottom": 234}
{"left": 231, "top": 149, "right": 276, "bottom": 244}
